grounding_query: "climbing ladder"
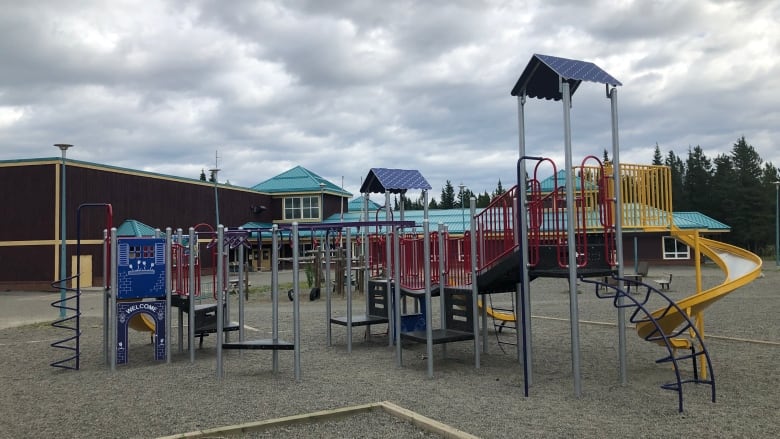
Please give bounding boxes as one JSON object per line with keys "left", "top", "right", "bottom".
{"left": 581, "top": 275, "right": 716, "bottom": 413}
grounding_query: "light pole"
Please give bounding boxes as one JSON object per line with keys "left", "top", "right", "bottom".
{"left": 55, "top": 143, "right": 73, "bottom": 318}
{"left": 775, "top": 181, "right": 779, "bottom": 266}
{"left": 209, "top": 168, "right": 220, "bottom": 226}
{"left": 459, "top": 183, "right": 465, "bottom": 234}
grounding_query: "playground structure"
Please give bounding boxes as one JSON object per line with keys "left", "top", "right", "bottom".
{"left": 47, "top": 54, "right": 764, "bottom": 413}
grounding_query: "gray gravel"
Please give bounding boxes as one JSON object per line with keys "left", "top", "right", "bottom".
{"left": 1, "top": 264, "right": 780, "bottom": 438}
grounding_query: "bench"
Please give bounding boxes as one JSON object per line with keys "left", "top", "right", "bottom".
{"left": 652, "top": 273, "right": 673, "bottom": 290}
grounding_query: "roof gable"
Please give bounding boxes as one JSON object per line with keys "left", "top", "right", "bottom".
{"left": 251, "top": 165, "right": 351, "bottom": 196}
{"left": 116, "top": 219, "right": 158, "bottom": 237}
{"left": 360, "top": 168, "right": 432, "bottom": 194}
{"left": 511, "top": 53, "right": 621, "bottom": 100}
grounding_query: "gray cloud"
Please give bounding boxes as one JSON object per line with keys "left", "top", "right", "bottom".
{"left": 1, "top": 0, "right": 778, "bottom": 200}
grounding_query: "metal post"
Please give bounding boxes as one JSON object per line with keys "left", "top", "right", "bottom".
{"left": 469, "top": 198, "right": 480, "bottom": 369}
{"left": 609, "top": 86, "right": 628, "bottom": 384}
{"left": 188, "top": 227, "right": 196, "bottom": 363}
{"left": 292, "top": 222, "right": 302, "bottom": 382}
{"left": 516, "top": 95, "right": 533, "bottom": 394}
{"left": 55, "top": 143, "right": 72, "bottom": 318}
{"left": 165, "top": 228, "right": 172, "bottom": 364}
{"left": 216, "top": 225, "right": 224, "bottom": 378}
{"left": 109, "top": 227, "right": 118, "bottom": 372}
{"left": 423, "top": 191, "right": 434, "bottom": 378}
{"left": 272, "top": 225, "right": 280, "bottom": 372}
{"left": 210, "top": 167, "right": 220, "bottom": 227}
{"left": 562, "top": 80, "right": 582, "bottom": 398}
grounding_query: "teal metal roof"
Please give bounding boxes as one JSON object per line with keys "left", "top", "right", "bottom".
{"left": 673, "top": 212, "right": 729, "bottom": 231}
{"left": 347, "top": 197, "right": 382, "bottom": 212}
{"left": 116, "top": 219, "right": 159, "bottom": 237}
{"left": 537, "top": 170, "right": 596, "bottom": 192}
{"left": 251, "top": 165, "right": 351, "bottom": 196}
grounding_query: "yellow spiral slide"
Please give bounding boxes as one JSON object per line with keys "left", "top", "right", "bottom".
{"left": 636, "top": 228, "right": 763, "bottom": 347}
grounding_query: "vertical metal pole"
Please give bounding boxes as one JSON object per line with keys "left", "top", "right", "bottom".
{"left": 292, "top": 223, "right": 302, "bottom": 382}
{"left": 423, "top": 191, "right": 434, "bottom": 378}
{"left": 272, "top": 225, "right": 280, "bottom": 372}
{"left": 562, "top": 80, "right": 582, "bottom": 398}
{"left": 346, "top": 227, "right": 353, "bottom": 354}
{"left": 469, "top": 198, "right": 480, "bottom": 369}
{"left": 110, "top": 227, "right": 117, "bottom": 372}
{"left": 438, "top": 224, "right": 447, "bottom": 359}
{"left": 165, "top": 228, "right": 172, "bottom": 364}
{"left": 517, "top": 95, "right": 533, "bottom": 393}
{"left": 238, "top": 227, "right": 245, "bottom": 343}
{"left": 325, "top": 231, "right": 332, "bottom": 346}
{"left": 56, "top": 145, "right": 71, "bottom": 319}
{"left": 385, "top": 191, "right": 394, "bottom": 346}
{"left": 188, "top": 227, "right": 196, "bottom": 363}
{"left": 393, "top": 226, "right": 403, "bottom": 366}
{"left": 102, "top": 229, "right": 109, "bottom": 366}
{"left": 216, "top": 225, "right": 224, "bottom": 378}
{"left": 609, "top": 86, "right": 628, "bottom": 384}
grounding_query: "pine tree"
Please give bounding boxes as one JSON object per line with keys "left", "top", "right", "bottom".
{"left": 684, "top": 145, "right": 712, "bottom": 213}
{"left": 199, "top": 169, "right": 207, "bottom": 181}
{"left": 665, "top": 151, "right": 686, "bottom": 210}
{"left": 439, "top": 180, "right": 456, "bottom": 209}
{"left": 652, "top": 143, "right": 663, "bottom": 165}
{"left": 492, "top": 180, "right": 506, "bottom": 200}
{"left": 730, "top": 137, "right": 764, "bottom": 251}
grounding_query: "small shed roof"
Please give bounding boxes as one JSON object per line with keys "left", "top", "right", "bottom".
{"left": 359, "top": 168, "right": 432, "bottom": 194}
{"left": 511, "top": 53, "right": 621, "bottom": 100}
{"left": 117, "top": 219, "right": 158, "bottom": 237}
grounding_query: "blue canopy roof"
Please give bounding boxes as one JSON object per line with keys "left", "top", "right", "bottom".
{"left": 359, "top": 168, "right": 432, "bottom": 194}
{"left": 511, "top": 54, "right": 621, "bottom": 101}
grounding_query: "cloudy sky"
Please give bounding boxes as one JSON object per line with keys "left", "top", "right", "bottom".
{"left": 2, "top": 0, "right": 778, "bottom": 201}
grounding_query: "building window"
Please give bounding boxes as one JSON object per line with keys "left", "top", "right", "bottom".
{"left": 662, "top": 236, "right": 689, "bottom": 260}
{"left": 284, "top": 196, "right": 320, "bottom": 220}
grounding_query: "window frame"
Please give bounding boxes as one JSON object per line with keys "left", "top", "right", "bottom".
{"left": 283, "top": 195, "right": 321, "bottom": 221}
{"left": 662, "top": 235, "right": 689, "bottom": 260}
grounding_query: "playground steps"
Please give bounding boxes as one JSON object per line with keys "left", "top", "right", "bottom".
{"left": 222, "top": 339, "right": 294, "bottom": 350}
{"left": 171, "top": 296, "right": 240, "bottom": 346}
{"left": 331, "top": 280, "right": 390, "bottom": 328}
{"left": 330, "top": 315, "right": 389, "bottom": 327}
{"left": 583, "top": 275, "right": 715, "bottom": 412}
{"left": 400, "top": 288, "right": 474, "bottom": 345}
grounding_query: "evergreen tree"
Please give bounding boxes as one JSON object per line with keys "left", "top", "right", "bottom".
{"left": 439, "top": 180, "right": 456, "bottom": 209}
{"left": 730, "top": 137, "right": 764, "bottom": 251}
{"left": 477, "top": 191, "right": 492, "bottom": 208}
{"left": 652, "top": 143, "right": 663, "bottom": 165}
{"left": 665, "top": 151, "right": 686, "bottom": 211}
{"left": 603, "top": 149, "right": 610, "bottom": 163}
{"left": 209, "top": 170, "right": 217, "bottom": 183}
{"left": 199, "top": 169, "right": 207, "bottom": 181}
{"left": 492, "top": 180, "right": 506, "bottom": 200}
{"left": 683, "top": 145, "right": 712, "bottom": 213}
{"left": 710, "top": 153, "right": 736, "bottom": 236}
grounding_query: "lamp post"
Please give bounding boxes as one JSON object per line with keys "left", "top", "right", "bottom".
{"left": 55, "top": 143, "right": 73, "bottom": 318}
{"left": 209, "top": 168, "right": 220, "bottom": 226}
{"left": 775, "top": 181, "right": 779, "bottom": 266}
{"left": 459, "top": 183, "right": 465, "bottom": 234}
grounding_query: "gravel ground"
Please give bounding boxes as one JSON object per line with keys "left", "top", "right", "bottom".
{"left": 1, "top": 264, "right": 779, "bottom": 438}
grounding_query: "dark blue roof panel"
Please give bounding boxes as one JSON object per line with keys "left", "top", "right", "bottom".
{"left": 511, "top": 54, "right": 621, "bottom": 100}
{"left": 360, "top": 168, "right": 432, "bottom": 194}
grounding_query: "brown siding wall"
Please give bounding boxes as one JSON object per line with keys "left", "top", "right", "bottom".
{"left": 0, "top": 163, "right": 56, "bottom": 241}
{"left": 1, "top": 161, "right": 273, "bottom": 290}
